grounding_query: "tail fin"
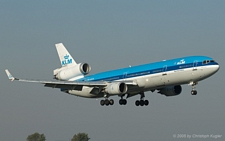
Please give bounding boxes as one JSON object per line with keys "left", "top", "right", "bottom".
{"left": 55, "top": 43, "right": 77, "bottom": 67}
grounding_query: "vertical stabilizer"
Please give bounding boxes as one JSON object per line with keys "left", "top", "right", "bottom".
{"left": 55, "top": 43, "right": 77, "bottom": 67}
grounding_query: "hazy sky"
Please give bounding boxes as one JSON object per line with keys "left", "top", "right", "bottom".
{"left": 0, "top": 1, "right": 224, "bottom": 141}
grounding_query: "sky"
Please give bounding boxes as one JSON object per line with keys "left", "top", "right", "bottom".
{"left": 0, "top": 1, "right": 224, "bottom": 141}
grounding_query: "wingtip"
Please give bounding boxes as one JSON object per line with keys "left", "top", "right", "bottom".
{"left": 5, "top": 69, "right": 15, "bottom": 81}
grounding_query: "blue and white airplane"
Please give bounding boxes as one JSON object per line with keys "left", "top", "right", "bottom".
{"left": 5, "top": 43, "right": 220, "bottom": 106}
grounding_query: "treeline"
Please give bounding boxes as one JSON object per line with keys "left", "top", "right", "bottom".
{"left": 26, "top": 132, "right": 90, "bottom": 141}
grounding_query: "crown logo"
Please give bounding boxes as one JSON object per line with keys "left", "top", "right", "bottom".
{"left": 64, "top": 54, "right": 69, "bottom": 59}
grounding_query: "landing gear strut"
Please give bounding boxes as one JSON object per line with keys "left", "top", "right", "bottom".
{"left": 135, "top": 92, "right": 149, "bottom": 106}
{"left": 190, "top": 82, "right": 198, "bottom": 95}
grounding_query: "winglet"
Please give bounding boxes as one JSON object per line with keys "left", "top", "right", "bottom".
{"left": 5, "top": 69, "right": 16, "bottom": 81}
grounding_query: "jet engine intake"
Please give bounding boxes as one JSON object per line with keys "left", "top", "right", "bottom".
{"left": 158, "top": 85, "right": 182, "bottom": 96}
{"left": 105, "top": 82, "right": 128, "bottom": 95}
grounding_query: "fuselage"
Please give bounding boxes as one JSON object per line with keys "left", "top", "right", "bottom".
{"left": 67, "top": 56, "right": 219, "bottom": 98}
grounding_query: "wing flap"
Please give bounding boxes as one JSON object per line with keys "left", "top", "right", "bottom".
{"left": 44, "top": 83, "right": 83, "bottom": 90}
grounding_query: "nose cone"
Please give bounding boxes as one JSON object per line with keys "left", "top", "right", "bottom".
{"left": 215, "top": 64, "right": 220, "bottom": 72}
{"left": 209, "top": 64, "right": 220, "bottom": 75}
{"left": 214, "top": 61, "right": 220, "bottom": 71}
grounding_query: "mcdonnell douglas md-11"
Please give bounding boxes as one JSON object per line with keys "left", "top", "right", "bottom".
{"left": 5, "top": 43, "right": 220, "bottom": 106}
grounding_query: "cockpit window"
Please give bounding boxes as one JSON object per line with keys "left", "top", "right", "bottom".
{"left": 203, "top": 60, "right": 207, "bottom": 64}
{"left": 203, "top": 60, "right": 215, "bottom": 65}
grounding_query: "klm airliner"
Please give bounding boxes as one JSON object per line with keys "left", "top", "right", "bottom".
{"left": 5, "top": 43, "right": 220, "bottom": 106}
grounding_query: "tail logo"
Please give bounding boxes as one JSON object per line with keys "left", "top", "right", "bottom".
{"left": 62, "top": 54, "right": 72, "bottom": 66}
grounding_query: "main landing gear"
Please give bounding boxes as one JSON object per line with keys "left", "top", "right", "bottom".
{"left": 100, "top": 93, "right": 150, "bottom": 106}
{"left": 100, "top": 99, "right": 114, "bottom": 106}
{"left": 190, "top": 82, "right": 198, "bottom": 95}
{"left": 119, "top": 95, "right": 127, "bottom": 105}
{"left": 100, "top": 94, "right": 114, "bottom": 106}
{"left": 135, "top": 92, "right": 149, "bottom": 106}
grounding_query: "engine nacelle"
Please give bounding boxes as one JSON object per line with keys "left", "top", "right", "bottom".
{"left": 158, "top": 85, "right": 182, "bottom": 96}
{"left": 54, "top": 63, "right": 91, "bottom": 80}
{"left": 105, "top": 82, "right": 128, "bottom": 95}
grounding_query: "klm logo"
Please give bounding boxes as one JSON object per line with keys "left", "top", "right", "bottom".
{"left": 177, "top": 59, "right": 185, "bottom": 65}
{"left": 62, "top": 54, "right": 72, "bottom": 66}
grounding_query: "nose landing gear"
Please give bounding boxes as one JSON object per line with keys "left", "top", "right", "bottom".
{"left": 191, "top": 90, "right": 197, "bottom": 95}
{"left": 190, "top": 82, "right": 198, "bottom": 95}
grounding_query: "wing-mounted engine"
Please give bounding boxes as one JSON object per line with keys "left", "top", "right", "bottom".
{"left": 54, "top": 63, "right": 91, "bottom": 81}
{"left": 105, "top": 82, "right": 128, "bottom": 95}
{"left": 158, "top": 85, "right": 182, "bottom": 96}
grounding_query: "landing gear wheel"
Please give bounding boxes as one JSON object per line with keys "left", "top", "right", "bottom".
{"left": 109, "top": 99, "right": 114, "bottom": 105}
{"left": 144, "top": 100, "right": 149, "bottom": 106}
{"left": 119, "top": 99, "right": 123, "bottom": 105}
{"left": 123, "top": 99, "right": 127, "bottom": 105}
{"left": 191, "top": 90, "right": 197, "bottom": 95}
{"left": 119, "top": 99, "right": 127, "bottom": 105}
{"left": 100, "top": 100, "right": 105, "bottom": 106}
{"left": 140, "top": 100, "right": 144, "bottom": 106}
{"left": 135, "top": 100, "right": 140, "bottom": 106}
{"left": 105, "top": 99, "right": 110, "bottom": 106}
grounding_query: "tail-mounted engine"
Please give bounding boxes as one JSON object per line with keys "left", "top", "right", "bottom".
{"left": 158, "top": 85, "right": 182, "bottom": 96}
{"left": 54, "top": 63, "right": 91, "bottom": 80}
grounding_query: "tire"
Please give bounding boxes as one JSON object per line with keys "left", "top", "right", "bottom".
{"left": 191, "top": 90, "right": 197, "bottom": 95}
{"left": 105, "top": 99, "right": 110, "bottom": 106}
{"left": 144, "top": 100, "right": 149, "bottom": 106}
{"left": 119, "top": 99, "right": 123, "bottom": 105}
{"left": 109, "top": 99, "right": 114, "bottom": 105}
{"left": 140, "top": 100, "right": 144, "bottom": 106}
{"left": 135, "top": 100, "right": 140, "bottom": 106}
{"left": 100, "top": 100, "right": 105, "bottom": 106}
{"left": 123, "top": 99, "right": 127, "bottom": 105}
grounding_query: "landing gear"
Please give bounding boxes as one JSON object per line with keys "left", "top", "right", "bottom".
{"left": 191, "top": 90, "right": 197, "bottom": 95}
{"left": 100, "top": 99, "right": 114, "bottom": 106}
{"left": 190, "top": 82, "right": 198, "bottom": 95}
{"left": 135, "top": 100, "right": 149, "bottom": 106}
{"left": 119, "top": 99, "right": 127, "bottom": 105}
{"left": 119, "top": 95, "right": 127, "bottom": 105}
{"left": 135, "top": 92, "right": 149, "bottom": 106}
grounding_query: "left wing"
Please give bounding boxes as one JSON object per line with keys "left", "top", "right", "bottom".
{"left": 5, "top": 69, "right": 137, "bottom": 91}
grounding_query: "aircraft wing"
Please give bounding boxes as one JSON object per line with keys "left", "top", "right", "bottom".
{"left": 5, "top": 69, "right": 137, "bottom": 90}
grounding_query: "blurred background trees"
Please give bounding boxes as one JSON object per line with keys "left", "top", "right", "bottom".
{"left": 71, "top": 133, "right": 90, "bottom": 141}
{"left": 26, "top": 132, "right": 46, "bottom": 141}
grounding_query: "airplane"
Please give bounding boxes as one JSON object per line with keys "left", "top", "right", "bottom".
{"left": 5, "top": 43, "right": 220, "bottom": 106}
